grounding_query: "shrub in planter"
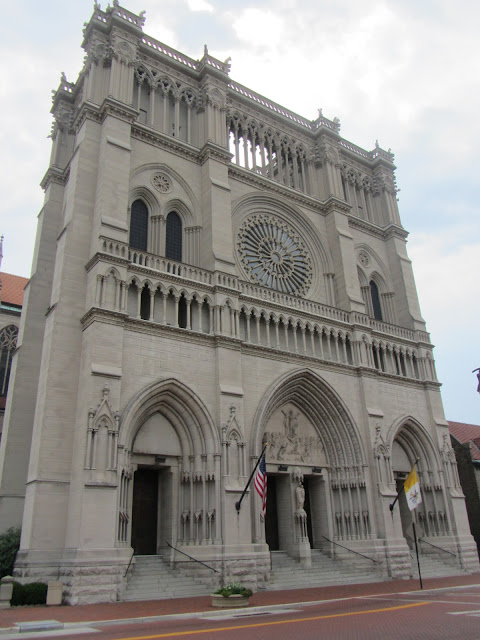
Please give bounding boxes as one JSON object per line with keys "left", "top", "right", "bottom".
{"left": 0, "top": 527, "right": 21, "bottom": 579}
{"left": 213, "top": 583, "right": 253, "bottom": 598}
{"left": 11, "top": 581, "right": 48, "bottom": 606}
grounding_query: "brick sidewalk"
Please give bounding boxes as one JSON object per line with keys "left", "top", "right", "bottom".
{"left": 1, "top": 574, "right": 479, "bottom": 630}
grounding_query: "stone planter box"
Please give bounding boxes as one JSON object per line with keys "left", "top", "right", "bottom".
{"left": 211, "top": 594, "right": 250, "bottom": 608}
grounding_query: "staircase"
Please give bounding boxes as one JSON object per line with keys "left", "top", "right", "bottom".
{"left": 410, "top": 549, "right": 465, "bottom": 579}
{"left": 123, "top": 555, "right": 217, "bottom": 601}
{"left": 268, "top": 549, "right": 382, "bottom": 590}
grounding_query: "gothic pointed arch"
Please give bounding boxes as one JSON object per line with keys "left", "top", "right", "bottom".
{"left": 119, "top": 378, "right": 219, "bottom": 457}
{"left": 251, "top": 368, "right": 365, "bottom": 469}
{"left": 387, "top": 416, "right": 441, "bottom": 473}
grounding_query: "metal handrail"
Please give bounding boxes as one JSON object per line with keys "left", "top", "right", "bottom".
{"left": 124, "top": 549, "right": 135, "bottom": 578}
{"left": 418, "top": 538, "right": 456, "bottom": 557}
{"left": 322, "top": 536, "right": 381, "bottom": 564}
{"left": 166, "top": 541, "right": 220, "bottom": 573}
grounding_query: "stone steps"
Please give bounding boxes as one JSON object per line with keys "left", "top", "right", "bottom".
{"left": 123, "top": 555, "right": 216, "bottom": 601}
{"left": 268, "top": 550, "right": 381, "bottom": 590}
{"left": 409, "top": 550, "right": 464, "bottom": 579}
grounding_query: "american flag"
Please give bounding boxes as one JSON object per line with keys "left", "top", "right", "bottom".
{"left": 254, "top": 454, "right": 267, "bottom": 516}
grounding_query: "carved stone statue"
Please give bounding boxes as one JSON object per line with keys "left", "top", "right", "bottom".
{"left": 282, "top": 408, "right": 299, "bottom": 440}
{"left": 295, "top": 482, "right": 305, "bottom": 511}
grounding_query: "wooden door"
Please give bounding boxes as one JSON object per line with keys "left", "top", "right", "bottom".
{"left": 131, "top": 468, "right": 158, "bottom": 555}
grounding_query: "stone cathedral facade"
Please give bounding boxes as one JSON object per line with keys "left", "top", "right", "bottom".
{"left": 0, "top": 2, "right": 477, "bottom": 604}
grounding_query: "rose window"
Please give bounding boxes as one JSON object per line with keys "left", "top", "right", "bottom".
{"left": 238, "top": 215, "right": 312, "bottom": 295}
{"left": 151, "top": 173, "right": 171, "bottom": 193}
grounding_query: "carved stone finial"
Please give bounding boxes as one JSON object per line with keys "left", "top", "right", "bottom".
{"left": 375, "top": 139, "right": 379, "bottom": 148}
{"left": 318, "top": 108, "right": 323, "bottom": 117}
{"left": 204, "top": 44, "right": 208, "bottom": 56}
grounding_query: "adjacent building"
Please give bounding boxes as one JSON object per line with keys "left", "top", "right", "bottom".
{"left": 0, "top": 2, "right": 477, "bottom": 604}
{"left": 449, "top": 421, "right": 480, "bottom": 553}
{"left": 0, "top": 247, "right": 29, "bottom": 440}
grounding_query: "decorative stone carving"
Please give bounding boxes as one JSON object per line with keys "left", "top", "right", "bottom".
{"left": 358, "top": 250, "right": 370, "bottom": 267}
{"left": 85, "top": 384, "right": 119, "bottom": 472}
{"left": 151, "top": 172, "right": 172, "bottom": 193}
{"left": 264, "top": 405, "right": 325, "bottom": 465}
{"left": 237, "top": 214, "right": 313, "bottom": 295}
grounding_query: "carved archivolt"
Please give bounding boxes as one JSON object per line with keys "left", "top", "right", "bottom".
{"left": 252, "top": 368, "right": 365, "bottom": 469}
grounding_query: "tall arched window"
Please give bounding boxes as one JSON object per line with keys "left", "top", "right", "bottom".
{"left": 165, "top": 212, "right": 182, "bottom": 262}
{"left": 0, "top": 325, "right": 19, "bottom": 399}
{"left": 370, "top": 280, "right": 383, "bottom": 321}
{"left": 129, "top": 200, "right": 149, "bottom": 251}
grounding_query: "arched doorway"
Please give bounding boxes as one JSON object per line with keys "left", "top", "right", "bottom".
{"left": 251, "top": 369, "right": 372, "bottom": 561}
{"left": 118, "top": 379, "right": 220, "bottom": 554}
{"left": 391, "top": 420, "right": 452, "bottom": 545}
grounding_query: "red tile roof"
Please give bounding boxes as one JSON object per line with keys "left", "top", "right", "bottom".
{"left": 0, "top": 272, "right": 29, "bottom": 307}
{"left": 449, "top": 421, "right": 480, "bottom": 461}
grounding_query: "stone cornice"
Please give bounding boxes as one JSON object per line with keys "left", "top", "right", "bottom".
{"left": 81, "top": 308, "right": 127, "bottom": 331}
{"left": 227, "top": 166, "right": 325, "bottom": 214}
{"left": 100, "top": 97, "right": 138, "bottom": 125}
{"left": 322, "top": 195, "right": 352, "bottom": 215}
{"left": 72, "top": 101, "right": 103, "bottom": 132}
{"left": 130, "top": 125, "right": 200, "bottom": 163}
{"left": 40, "top": 166, "right": 70, "bottom": 191}
{"left": 199, "top": 141, "right": 232, "bottom": 165}
{"left": 85, "top": 252, "right": 131, "bottom": 273}
{"left": 383, "top": 224, "right": 409, "bottom": 241}
{"left": 348, "top": 217, "right": 391, "bottom": 240}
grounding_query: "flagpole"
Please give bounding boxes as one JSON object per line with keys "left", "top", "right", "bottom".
{"left": 235, "top": 443, "right": 267, "bottom": 513}
{"left": 390, "top": 458, "right": 419, "bottom": 512}
{"left": 412, "top": 521, "right": 423, "bottom": 589}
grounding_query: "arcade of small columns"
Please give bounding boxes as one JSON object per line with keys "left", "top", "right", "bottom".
{"left": 93, "top": 266, "right": 437, "bottom": 384}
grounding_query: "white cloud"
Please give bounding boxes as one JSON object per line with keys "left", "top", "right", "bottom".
{"left": 186, "top": 0, "right": 214, "bottom": 13}
{"left": 2, "top": 0, "right": 480, "bottom": 422}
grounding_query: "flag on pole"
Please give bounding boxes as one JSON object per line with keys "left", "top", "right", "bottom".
{"left": 404, "top": 466, "right": 422, "bottom": 511}
{"left": 254, "top": 453, "right": 267, "bottom": 516}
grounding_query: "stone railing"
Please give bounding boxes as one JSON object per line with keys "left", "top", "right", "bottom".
{"left": 370, "top": 319, "right": 416, "bottom": 342}
{"left": 110, "top": 2, "right": 146, "bottom": 28}
{"left": 238, "top": 281, "right": 350, "bottom": 324}
{"left": 141, "top": 36, "right": 198, "bottom": 70}
{"left": 129, "top": 250, "right": 213, "bottom": 285}
{"left": 97, "top": 244, "right": 427, "bottom": 345}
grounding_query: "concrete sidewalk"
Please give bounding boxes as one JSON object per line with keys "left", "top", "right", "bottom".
{"left": 1, "top": 573, "right": 479, "bottom": 633}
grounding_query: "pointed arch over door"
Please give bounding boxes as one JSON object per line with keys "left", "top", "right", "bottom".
{"left": 118, "top": 379, "right": 221, "bottom": 551}
{"left": 389, "top": 417, "right": 452, "bottom": 543}
{"left": 251, "top": 368, "right": 373, "bottom": 546}
{"left": 252, "top": 368, "right": 366, "bottom": 468}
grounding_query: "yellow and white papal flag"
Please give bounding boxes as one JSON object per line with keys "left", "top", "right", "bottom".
{"left": 404, "top": 466, "right": 422, "bottom": 511}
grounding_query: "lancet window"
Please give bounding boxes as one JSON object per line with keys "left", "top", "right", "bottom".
{"left": 132, "top": 67, "right": 197, "bottom": 144}
{"left": 0, "top": 325, "right": 18, "bottom": 400}
{"left": 165, "top": 212, "right": 182, "bottom": 262}
{"left": 129, "top": 199, "right": 148, "bottom": 251}
{"left": 341, "top": 165, "right": 375, "bottom": 223}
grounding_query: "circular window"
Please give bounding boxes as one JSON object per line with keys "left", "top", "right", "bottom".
{"left": 238, "top": 215, "right": 312, "bottom": 295}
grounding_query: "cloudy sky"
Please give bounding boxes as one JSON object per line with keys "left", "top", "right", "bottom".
{"left": 1, "top": 0, "right": 479, "bottom": 423}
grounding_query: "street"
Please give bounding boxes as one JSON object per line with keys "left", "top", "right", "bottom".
{"left": 56, "top": 584, "right": 480, "bottom": 640}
